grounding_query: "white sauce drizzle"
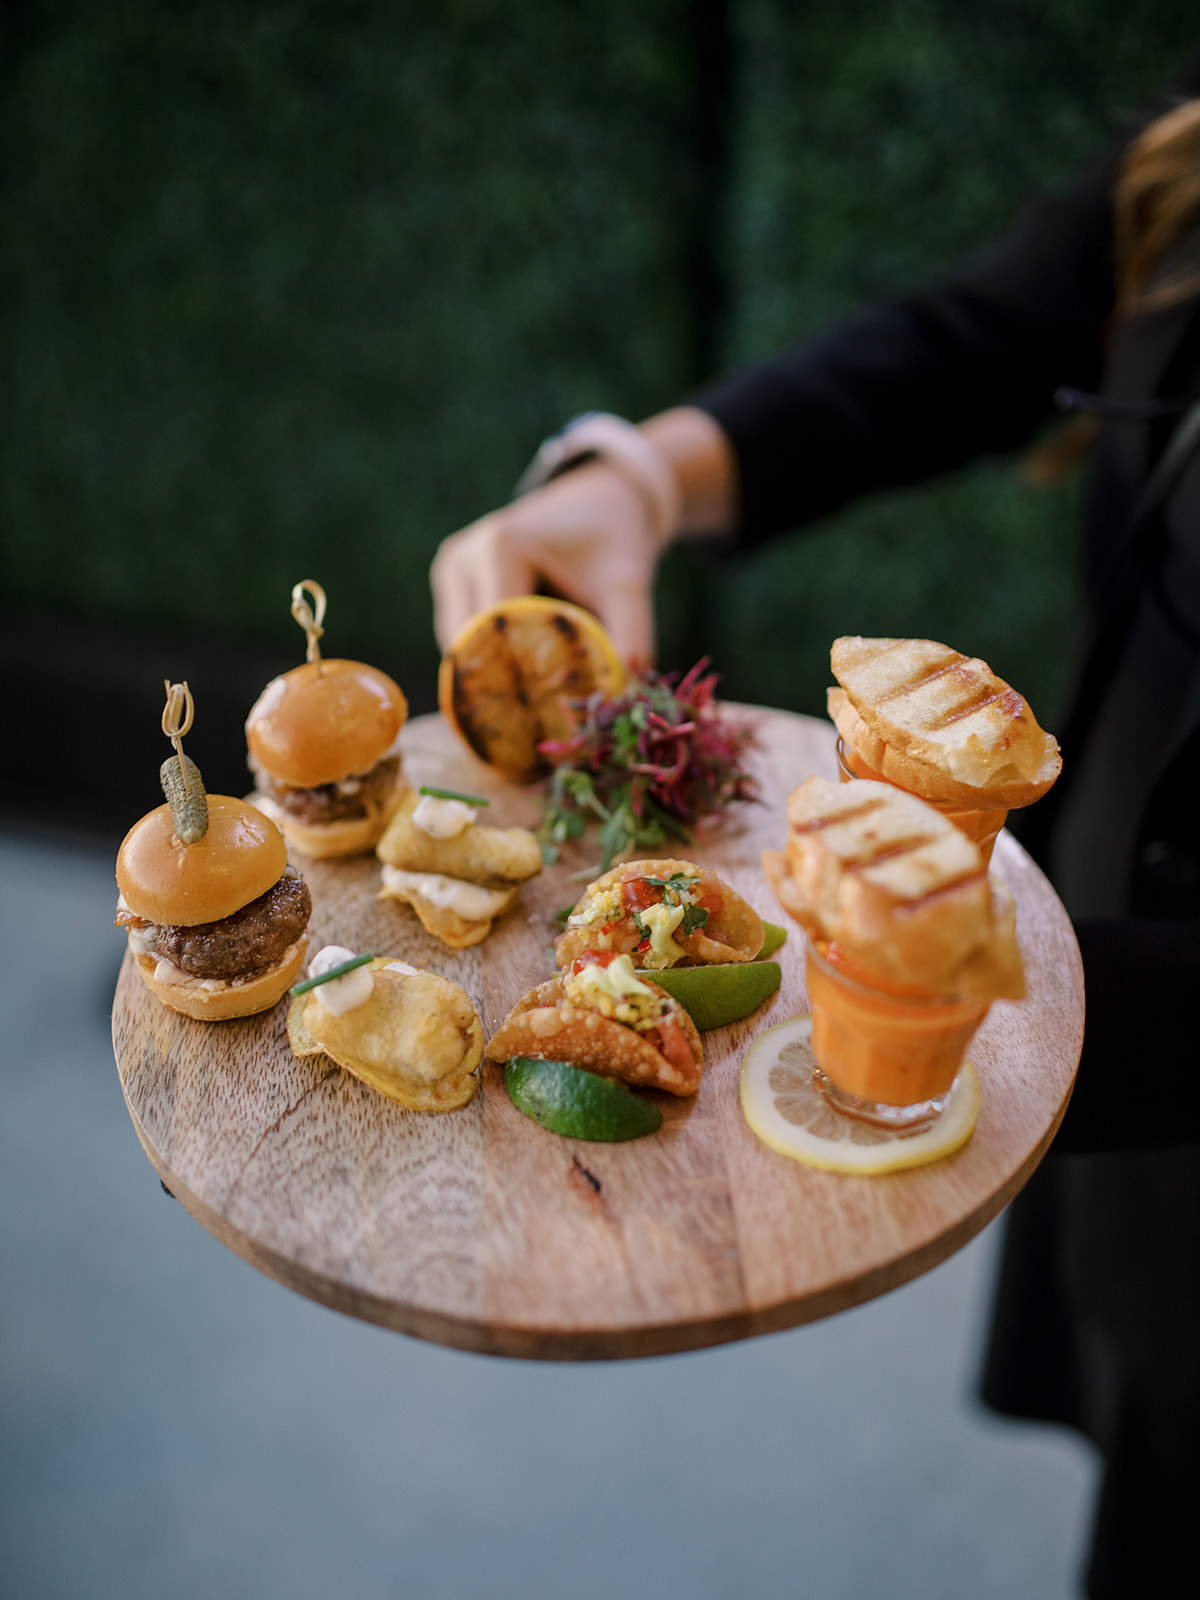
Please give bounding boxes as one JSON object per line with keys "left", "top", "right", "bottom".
{"left": 379, "top": 866, "right": 509, "bottom": 920}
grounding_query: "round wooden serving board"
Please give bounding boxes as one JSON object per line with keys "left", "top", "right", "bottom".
{"left": 113, "top": 709, "right": 1084, "bottom": 1360}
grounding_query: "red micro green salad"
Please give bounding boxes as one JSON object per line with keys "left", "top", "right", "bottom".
{"left": 536, "top": 659, "right": 759, "bottom": 869}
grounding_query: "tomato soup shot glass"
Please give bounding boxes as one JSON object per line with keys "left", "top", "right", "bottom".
{"left": 805, "top": 938, "right": 991, "bottom": 1132}
{"left": 835, "top": 737, "right": 1008, "bottom": 866}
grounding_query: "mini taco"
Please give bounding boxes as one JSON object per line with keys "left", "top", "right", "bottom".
{"left": 288, "top": 947, "right": 483, "bottom": 1110}
{"left": 555, "top": 857, "right": 763, "bottom": 973}
{"left": 486, "top": 951, "right": 704, "bottom": 1097}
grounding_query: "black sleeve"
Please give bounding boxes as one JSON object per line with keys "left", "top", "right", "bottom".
{"left": 691, "top": 149, "right": 1122, "bottom": 543}
{"left": 1051, "top": 917, "right": 1200, "bottom": 1153}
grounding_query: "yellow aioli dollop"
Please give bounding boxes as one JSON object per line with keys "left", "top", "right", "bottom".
{"left": 638, "top": 900, "right": 688, "bottom": 969}
{"left": 565, "top": 953, "right": 661, "bottom": 1029}
{"left": 573, "top": 952, "right": 656, "bottom": 1003}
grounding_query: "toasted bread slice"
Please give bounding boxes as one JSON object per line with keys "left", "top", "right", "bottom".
{"left": 767, "top": 776, "right": 1022, "bottom": 998}
{"left": 830, "top": 637, "right": 1061, "bottom": 804}
{"left": 827, "top": 687, "right": 1059, "bottom": 810}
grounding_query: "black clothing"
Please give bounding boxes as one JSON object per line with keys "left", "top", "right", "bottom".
{"left": 692, "top": 124, "right": 1200, "bottom": 1114}
{"left": 691, "top": 76, "right": 1200, "bottom": 1600}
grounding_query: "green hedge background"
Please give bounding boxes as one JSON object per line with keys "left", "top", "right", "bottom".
{"left": 2, "top": 1, "right": 1196, "bottom": 724}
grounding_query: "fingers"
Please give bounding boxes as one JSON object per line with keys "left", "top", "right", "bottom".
{"left": 429, "top": 466, "right": 660, "bottom": 667}
{"left": 593, "top": 576, "right": 656, "bottom": 672}
{"left": 430, "top": 516, "right": 534, "bottom": 650}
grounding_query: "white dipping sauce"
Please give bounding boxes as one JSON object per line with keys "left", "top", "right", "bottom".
{"left": 411, "top": 793, "right": 478, "bottom": 839}
{"left": 379, "top": 867, "right": 509, "bottom": 920}
{"left": 307, "top": 944, "right": 374, "bottom": 1016}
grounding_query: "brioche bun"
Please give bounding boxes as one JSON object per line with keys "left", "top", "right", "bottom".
{"left": 117, "top": 795, "right": 289, "bottom": 927}
{"left": 246, "top": 659, "right": 407, "bottom": 788}
{"left": 131, "top": 939, "right": 307, "bottom": 1021}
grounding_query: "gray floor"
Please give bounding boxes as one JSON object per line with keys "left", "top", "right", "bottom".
{"left": 0, "top": 824, "right": 1098, "bottom": 1600}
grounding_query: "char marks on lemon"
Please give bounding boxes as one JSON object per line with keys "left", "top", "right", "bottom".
{"left": 440, "top": 597, "right": 626, "bottom": 783}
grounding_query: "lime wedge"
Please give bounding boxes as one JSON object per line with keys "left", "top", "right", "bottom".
{"left": 505, "top": 1057, "right": 663, "bottom": 1142}
{"left": 646, "top": 961, "right": 781, "bottom": 1031}
{"left": 757, "top": 921, "right": 788, "bottom": 960}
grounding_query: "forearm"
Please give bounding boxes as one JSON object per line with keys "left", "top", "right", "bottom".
{"left": 639, "top": 405, "right": 740, "bottom": 538}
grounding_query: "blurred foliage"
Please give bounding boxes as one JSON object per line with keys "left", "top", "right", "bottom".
{"left": 661, "top": 0, "right": 1197, "bottom": 720}
{"left": 1, "top": 0, "right": 1197, "bottom": 721}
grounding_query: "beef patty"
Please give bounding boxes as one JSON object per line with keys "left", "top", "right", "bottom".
{"left": 145, "top": 867, "right": 312, "bottom": 980}
{"left": 250, "top": 754, "right": 401, "bottom": 825}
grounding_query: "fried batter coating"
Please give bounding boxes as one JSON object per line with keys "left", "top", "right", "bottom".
{"left": 486, "top": 971, "right": 703, "bottom": 1096}
{"left": 289, "top": 961, "right": 482, "bottom": 1111}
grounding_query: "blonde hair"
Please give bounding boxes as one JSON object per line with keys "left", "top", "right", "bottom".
{"left": 1022, "top": 99, "right": 1200, "bottom": 486}
{"left": 1115, "top": 97, "right": 1200, "bottom": 314}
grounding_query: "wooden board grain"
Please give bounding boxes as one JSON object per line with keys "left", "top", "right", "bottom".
{"left": 112, "top": 709, "right": 1084, "bottom": 1359}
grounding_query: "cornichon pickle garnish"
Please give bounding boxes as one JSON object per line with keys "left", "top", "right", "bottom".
{"left": 159, "top": 752, "right": 209, "bottom": 844}
{"left": 159, "top": 680, "right": 209, "bottom": 843}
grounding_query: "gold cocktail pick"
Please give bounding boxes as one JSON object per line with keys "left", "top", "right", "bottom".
{"left": 291, "top": 579, "right": 327, "bottom": 670}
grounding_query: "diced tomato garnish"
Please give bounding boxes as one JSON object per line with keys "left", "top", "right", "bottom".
{"left": 570, "top": 948, "right": 619, "bottom": 975}
{"left": 648, "top": 1017, "right": 694, "bottom": 1074}
{"left": 696, "top": 891, "right": 723, "bottom": 921}
{"left": 621, "top": 876, "right": 661, "bottom": 913}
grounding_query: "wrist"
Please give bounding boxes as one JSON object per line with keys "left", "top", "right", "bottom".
{"left": 515, "top": 411, "right": 683, "bottom": 550}
{"left": 640, "top": 406, "right": 738, "bottom": 538}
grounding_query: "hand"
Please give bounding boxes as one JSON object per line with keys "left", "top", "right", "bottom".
{"left": 430, "top": 406, "right": 738, "bottom": 670}
{"left": 430, "top": 459, "right": 660, "bottom": 669}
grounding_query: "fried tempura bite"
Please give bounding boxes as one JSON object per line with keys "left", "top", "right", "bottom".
{"left": 376, "top": 788, "right": 542, "bottom": 949}
{"left": 288, "top": 950, "right": 482, "bottom": 1110}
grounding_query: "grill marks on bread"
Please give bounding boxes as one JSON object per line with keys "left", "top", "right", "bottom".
{"left": 786, "top": 784, "right": 985, "bottom": 924}
{"left": 831, "top": 636, "right": 1056, "bottom": 792}
{"left": 768, "top": 777, "right": 1022, "bottom": 997}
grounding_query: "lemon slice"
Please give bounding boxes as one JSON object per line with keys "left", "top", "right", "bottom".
{"left": 739, "top": 1014, "right": 980, "bottom": 1174}
{"left": 439, "top": 596, "right": 627, "bottom": 783}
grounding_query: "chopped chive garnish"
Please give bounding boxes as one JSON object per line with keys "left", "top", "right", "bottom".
{"left": 418, "top": 785, "right": 490, "bottom": 806}
{"left": 291, "top": 952, "right": 374, "bottom": 995}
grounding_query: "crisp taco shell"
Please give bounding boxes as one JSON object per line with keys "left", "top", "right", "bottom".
{"left": 485, "top": 973, "right": 703, "bottom": 1096}
{"left": 555, "top": 856, "right": 763, "bottom": 970}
